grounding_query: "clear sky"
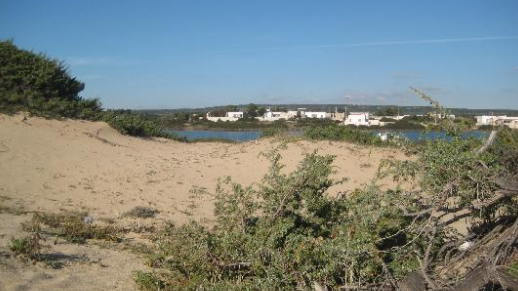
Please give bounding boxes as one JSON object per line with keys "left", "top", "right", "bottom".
{"left": 1, "top": 0, "right": 517, "bottom": 109}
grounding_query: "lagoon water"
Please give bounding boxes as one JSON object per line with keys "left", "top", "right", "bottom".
{"left": 167, "top": 129, "right": 488, "bottom": 142}
{"left": 168, "top": 130, "right": 263, "bottom": 142}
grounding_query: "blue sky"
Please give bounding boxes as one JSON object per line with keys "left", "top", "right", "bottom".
{"left": 1, "top": 0, "right": 517, "bottom": 109}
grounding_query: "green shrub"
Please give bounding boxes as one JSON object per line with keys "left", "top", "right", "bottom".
{"left": 380, "top": 117, "right": 397, "bottom": 122}
{"left": 477, "top": 124, "right": 496, "bottom": 131}
{"left": 134, "top": 271, "right": 166, "bottom": 291}
{"left": 260, "top": 127, "right": 286, "bottom": 138}
{"left": 0, "top": 39, "right": 103, "bottom": 119}
{"left": 102, "top": 111, "right": 183, "bottom": 139}
{"left": 134, "top": 149, "right": 421, "bottom": 290}
{"left": 383, "top": 118, "right": 426, "bottom": 130}
{"left": 304, "top": 123, "right": 382, "bottom": 145}
{"left": 133, "top": 96, "right": 518, "bottom": 290}
{"left": 9, "top": 233, "right": 43, "bottom": 261}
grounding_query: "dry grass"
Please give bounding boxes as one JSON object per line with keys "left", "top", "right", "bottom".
{"left": 123, "top": 206, "right": 159, "bottom": 219}
{"left": 27, "top": 211, "right": 123, "bottom": 244}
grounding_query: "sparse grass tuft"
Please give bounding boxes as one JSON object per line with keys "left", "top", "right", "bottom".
{"left": 134, "top": 271, "right": 166, "bottom": 291}
{"left": 123, "top": 206, "right": 159, "bottom": 219}
{"left": 9, "top": 233, "right": 43, "bottom": 262}
{"left": 0, "top": 204, "right": 26, "bottom": 215}
{"left": 32, "top": 211, "right": 88, "bottom": 228}
{"left": 30, "top": 211, "right": 122, "bottom": 244}
{"left": 509, "top": 260, "right": 518, "bottom": 279}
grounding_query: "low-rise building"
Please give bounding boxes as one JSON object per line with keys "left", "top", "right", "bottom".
{"left": 206, "top": 111, "right": 244, "bottom": 122}
{"left": 344, "top": 112, "right": 371, "bottom": 126}
{"left": 476, "top": 115, "right": 518, "bottom": 128}
{"left": 329, "top": 112, "right": 346, "bottom": 122}
{"left": 286, "top": 110, "right": 298, "bottom": 119}
{"left": 476, "top": 115, "right": 505, "bottom": 126}
{"left": 256, "top": 109, "right": 290, "bottom": 121}
{"left": 303, "top": 111, "right": 327, "bottom": 119}
{"left": 226, "top": 112, "right": 244, "bottom": 118}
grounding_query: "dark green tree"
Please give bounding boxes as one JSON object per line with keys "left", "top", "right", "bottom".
{"left": 257, "top": 106, "right": 267, "bottom": 117}
{"left": 0, "top": 39, "right": 101, "bottom": 119}
{"left": 246, "top": 103, "right": 259, "bottom": 117}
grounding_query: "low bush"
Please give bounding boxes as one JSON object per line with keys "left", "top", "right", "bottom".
{"left": 134, "top": 271, "right": 166, "bottom": 290}
{"left": 383, "top": 118, "right": 426, "bottom": 130}
{"left": 102, "top": 111, "right": 183, "bottom": 140}
{"left": 31, "top": 211, "right": 122, "bottom": 244}
{"left": 134, "top": 149, "right": 422, "bottom": 290}
{"left": 478, "top": 124, "right": 497, "bottom": 131}
{"left": 304, "top": 123, "right": 382, "bottom": 145}
{"left": 9, "top": 233, "right": 43, "bottom": 262}
{"left": 123, "top": 206, "right": 159, "bottom": 219}
{"left": 260, "top": 127, "right": 286, "bottom": 138}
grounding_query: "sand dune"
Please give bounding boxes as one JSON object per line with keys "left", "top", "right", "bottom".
{"left": 0, "top": 114, "right": 407, "bottom": 290}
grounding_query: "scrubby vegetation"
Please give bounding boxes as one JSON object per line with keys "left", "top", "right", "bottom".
{"left": 134, "top": 93, "right": 518, "bottom": 291}
{"left": 304, "top": 123, "right": 383, "bottom": 145}
{"left": 9, "top": 233, "right": 43, "bottom": 262}
{"left": 260, "top": 120, "right": 290, "bottom": 138}
{"left": 123, "top": 206, "right": 160, "bottom": 219}
{"left": 101, "top": 111, "right": 181, "bottom": 139}
{"left": 383, "top": 117, "right": 426, "bottom": 130}
{"left": 24, "top": 211, "right": 122, "bottom": 244}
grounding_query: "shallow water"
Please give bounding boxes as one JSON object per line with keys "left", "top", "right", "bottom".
{"left": 167, "top": 130, "right": 262, "bottom": 142}
{"left": 167, "top": 129, "right": 489, "bottom": 142}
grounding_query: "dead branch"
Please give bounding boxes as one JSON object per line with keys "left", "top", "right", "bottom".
{"left": 420, "top": 221, "right": 439, "bottom": 290}
{"left": 472, "top": 189, "right": 518, "bottom": 209}
{"left": 450, "top": 263, "right": 518, "bottom": 291}
{"left": 398, "top": 272, "right": 426, "bottom": 291}
{"left": 476, "top": 130, "right": 498, "bottom": 155}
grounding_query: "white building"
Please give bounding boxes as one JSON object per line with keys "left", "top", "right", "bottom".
{"left": 206, "top": 111, "right": 244, "bottom": 122}
{"left": 256, "top": 109, "right": 290, "bottom": 121}
{"left": 286, "top": 110, "right": 298, "bottom": 119}
{"left": 508, "top": 119, "right": 518, "bottom": 129}
{"left": 476, "top": 115, "right": 518, "bottom": 128}
{"left": 476, "top": 115, "right": 505, "bottom": 126}
{"left": 329, "top": 112, "right": 346, "bottom": 122}
{"left": 303, "top": 111, "right": 327, "bottom": 119}
{"left": 344, "top": 112, "right": 371, "bottom": 126}
{"left": 226, "top": 111, "right": 244, "bottom": 118}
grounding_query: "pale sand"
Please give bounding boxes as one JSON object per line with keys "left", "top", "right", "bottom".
{"left": 0, "top": 114, "right": 408, "bottom": 290}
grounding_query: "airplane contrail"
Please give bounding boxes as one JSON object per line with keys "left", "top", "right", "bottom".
{"left": 243, "top": 35, "right": 518, "bottom": 51}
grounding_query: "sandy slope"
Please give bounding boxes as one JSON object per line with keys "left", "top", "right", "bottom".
{"left": 0, "top": 114, "right": 408, "bottom": 290}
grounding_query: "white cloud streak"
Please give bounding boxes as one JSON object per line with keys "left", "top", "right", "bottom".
{"left": 243, "top": 35, "right": 518, "bottom": 51}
